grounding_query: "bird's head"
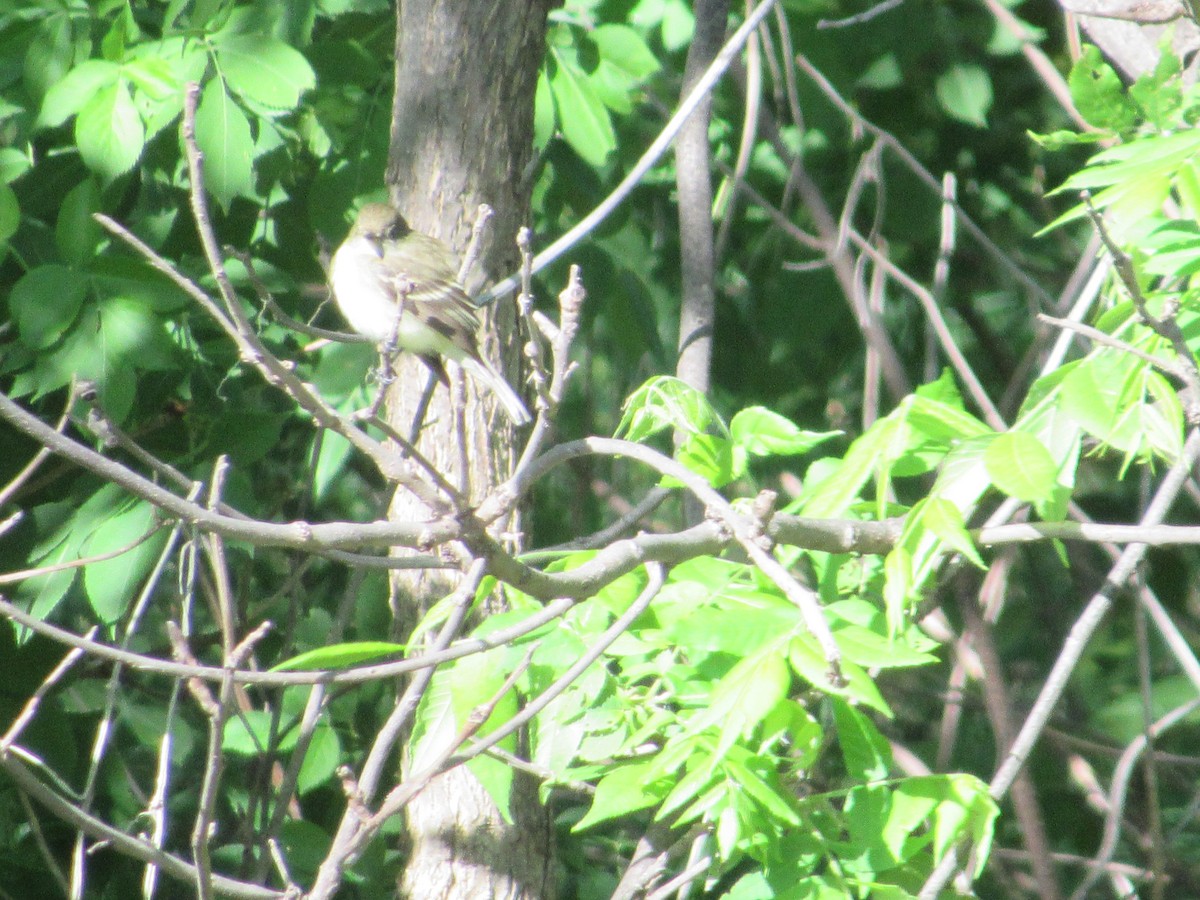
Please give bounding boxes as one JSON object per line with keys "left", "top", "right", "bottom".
{"left": 350, "top": 202, "right": 412, "bottom": 241}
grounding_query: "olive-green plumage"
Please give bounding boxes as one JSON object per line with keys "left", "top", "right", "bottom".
{"left": 330, "top": 203, "right": 531, "bottom": 425}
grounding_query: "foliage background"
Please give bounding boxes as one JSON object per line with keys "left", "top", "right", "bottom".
{"left": 2, "top": 0, "right": 1199, "bottom": 898}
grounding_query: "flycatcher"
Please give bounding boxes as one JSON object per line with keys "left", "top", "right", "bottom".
{"left": 330, "top": 202, "right": 532, "bottom": 426}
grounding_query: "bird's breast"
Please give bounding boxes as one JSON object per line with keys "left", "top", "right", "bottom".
{"left": 330, "top": 238, "right": 399, "bottom": 342}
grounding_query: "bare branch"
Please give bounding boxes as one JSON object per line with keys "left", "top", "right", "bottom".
{"left": 482, "top": 0, "right": 783, "bottom": 303}
{"left": 0, "top": 748, "right": 282, "bottom": 899}
{"left": 921, "top": 428, "right": 1200, "bottom": 897}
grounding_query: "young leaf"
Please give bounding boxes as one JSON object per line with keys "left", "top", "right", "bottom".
{"left": 684, "top": 641, "right": 791, "bottom": 761}
{"left": 674, "top": 432, "right": 741, "bottom": 487}
{"left": 215, "top": 35, "right": 315, "bottom": 110}
{"left": 1068, "top": 45, "right": 1138, "bottom": 132}
{"left": 832, "top": 699, "right": 892, "bottom": 782}
{"left": 616, "top": 375, "right": 720, "bottom": 442}
{"left": 935, "top": 63, "right": 992, "bottom": 127}
{"left": 82, "top": 501, "right": 166, "bottom": 624}
{"left": 549, "top": 46, "right": 616, "bottom": 167}
{"left": 574, "top": 760, "right": 663, "bottom": 830}
{"left": 37, "top": 59, "right": 120, "bottom": 128}
{"left": 534, "top": 66, "right": 555, "bottom": 150}
{"left": 55, "top": 178, "right": 100, "bottom": 266}
{"left": 75, "top": 79, "right": 145, "bottom": 180}
{"left": 730, "top": 406, "right": 840, "bottom": 457}
{"left": 271, "top": 642, "right": 406, "bottom": 671}
{"left": 984, "top": 431, "right": 1058, "bottom": 504}
{"left": 9, "top": 265, "right": 89, "bottom": 350}
{"left": 194, "top": 78, "right": 255, "bottom": 207}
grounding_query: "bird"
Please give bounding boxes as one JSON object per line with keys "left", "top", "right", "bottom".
{"left": 329, "top": 202, "right": 532, "bottom": 425}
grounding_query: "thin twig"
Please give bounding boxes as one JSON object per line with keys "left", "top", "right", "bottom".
{"left": 0, "top": 381, "right": 77, "bottom": 509}
{"left": 458, "top": 203, "right": 494, "bottom": 286}
{"left": 920, "top": 428, "right": 1200, "bottom": 897}
{"left": 795, "top": 54, "right": 1058, "bottom": 310}
{"left": 1069, "top": 698, "right": 1200, "bottom": 900}
{"left": 0, "top": 745, "right": 281, "bottom": 898}
{"left": 91, "top": 214, "right": 446, "bottom": 506}
{"left": 845, "top": 227, "right": 1006, "bottom": 431}
{"left": 1038, "top": 313, "right": 1186, "bottom": 378}
{"left": 0, "top": 636, "right": 94, "bottom": 751}
{"left": 817, "top": 0, "right": 905, "bottom": 28}
{"left": 307, "top": 560, "right": 487, "bottom": 899}
{"left": 512, "top": 266, "right": 584, "bottom": 476}
{"left": 482, "top": 0, "right": 783, "bottom": 303}
{"left": 15, "top": 788, "right": 70, "bottom": 895}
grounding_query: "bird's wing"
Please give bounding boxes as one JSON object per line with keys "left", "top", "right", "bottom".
{"left": 375, "top": 233, "right": 483, "bottom": 354}
{"left": 372, "top": 265, "right": 482, "bottom": 356}
{"left": 405, "top": 289, "right": 482, "bottom": 353}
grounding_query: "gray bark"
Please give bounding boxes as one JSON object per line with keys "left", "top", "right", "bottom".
{"left": 383, "top": 2, "right": 557, "bottom": 898}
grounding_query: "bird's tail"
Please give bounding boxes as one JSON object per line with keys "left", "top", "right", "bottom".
{"left": 460, "top": 357, "right": 532, "bottom": 426}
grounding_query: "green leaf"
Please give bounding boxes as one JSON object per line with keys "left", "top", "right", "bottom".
{"left": 123, "top": 55, "right": 179, "bottom": 101}
{"left": 857, "top": 54, "right": 902, "bottom": 90}
{"left": 37, "top": 59, "right": 120, "bottom": 128}
{"left": 656, "top": 747, "right": 716, "bottom": 820}
{"left": 534, "top": 65, "right": 556, "bottom": 150}
{"left": 935, "top": 63, "right": 992, "bottom": 127}
{"left": 222, "top": 709, "right": 275, "bottom": 755}
{"left": 100, "top": 6, "right": 138, "bottom": 61}
{"left": 215, "top": 35, "right": 315, "bottom": 110}
{"left": 297, "top": 725, "right": 341, "bottom": 794}
{"left": 832, "top": 699, "right": 892, "bottom": 782}
{"left": 194, "top": 78, "right": 255, "bottom": 207}
{"left": 311, "top": 429, "right": 352, "bottom": 502}
{"left": 24, "top": 13, "right": 88, "bottom": 101}
{"left": 55, "top": 178, "right": 100, "bottom": 266}
{"left": 833, "top": 622, "right": 939, "bottom": 669}
{"left": 271, "top": 641, "right": 406, "bottom": 671}
{"left": 1027, "top": 128, "right": 1111, "bottom": 151}
{"left": 433, "top": 648, "right": 520, "bottom": 822}
{"left": 1068, "top": 44, "right": 1138, "bottom": 132}
{"left": 89, "top": 256, "right": 190, "bottom": 314}
{"left": 846, "top": 781, "right": 938, "bottom": 868}
{"left": 13, "top": 553, "right": 76, "bottom": 638}
{"left": 685, "top": 642, "right": 790, "bottom": 761}
{"left": 630, "top": 0, "right": 694, "bottom": 51}
{"left": 574, "top": 760, "right": 663, "bottom": 830}
{"left": 82, "top": 501, "right": 166, "bottom": 623}
{"left": 0, "top": 183, "right": 18, "bottom": 248}
{"left": 789, "top": 635, "right": 890, "bottom": 715}
{"left": 731, "top": 407, "right": 840, "bottom": 457}
{"left": 918, "top": 498, "right": 986, "bottom": 570}
{"left": 720, "top": 751, "right": 800, "bottom": 824}
{"left": 0, "top": 147, "right": 32, "bottom": 185}
{"left": 75, "top": 79, "right": 145, "bottom": 180}
{"left": 985, "top": 431, "right": 1058, "bottom": 503}
{"left": 549, "top": 48, "right": 616, "bottom": 167}
{"left": 1129, "top": 42, "right": 1182, "bottom": 129}
{"left": 882, "top": 545, "right": 912, "bottom": 637}
{"left": 674, "top": 432, "right": 740, "bottom": 487}
{"left": 616, "top": 375, "right": 720, "bottom": 442}
{"left": 1058, "top": 352, "right": 1181, "bottom": 461}
{"left": 10, "top": 265, "right": 89, "bottom": 349}
{"left": 98, "top": 298, "right": 178, "bottom": 371}
{"left": 589, "top": 58, "right": 637, "bottom": 115}
{"left": 591, "top": 24, "right": 660, "bottom": 80}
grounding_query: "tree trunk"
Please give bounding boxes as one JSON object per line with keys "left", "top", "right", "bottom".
{"left": 383, "top": 2, "right": 556, "bottom": 898}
